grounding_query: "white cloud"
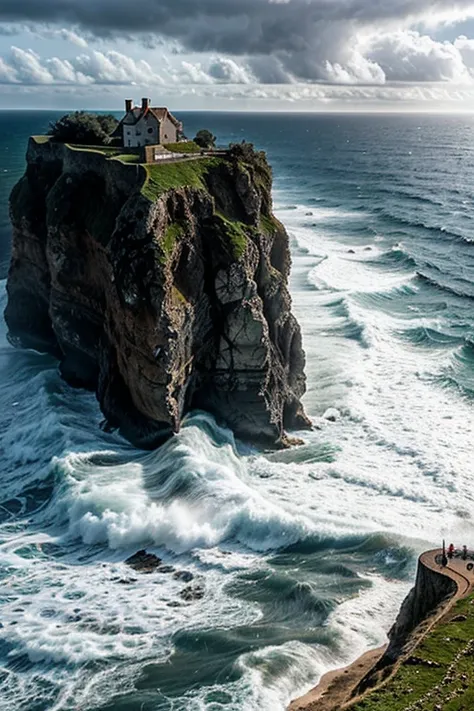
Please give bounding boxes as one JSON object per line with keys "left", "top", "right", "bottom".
{"left": 179, "top": 61, "right": 213, "bottom": 84}
{"left": 4, "top": 28, "right": 474, "bottom": 100}
{"left": 324, "top": 52, "right": 386, "bottom": 84}
{"left": 10, "top": 46, "right": 53, "bottom": 83}
{"left": 41, "top": 28, "right": 89, "bottom": 48}
{"left": 208, "top": 57, "right": 253, "bottom": 83}
{"left": 454, "top": 35, "right": 474, "bottom": 69}
{"left": 75, "top": 50, "right": 163, "bottom": 85}
{"left": 0, "top": 56, "right": 18, "bottom": 82}
{"left": 0, "top": 47, "right": 164, "bottom": 85}
{"left": 367, "top": 31, "right": 472, "bottom": 83}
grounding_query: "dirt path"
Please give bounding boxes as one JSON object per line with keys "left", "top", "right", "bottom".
{"left": 289, "top": 548, "right": 474, "bottom": 711}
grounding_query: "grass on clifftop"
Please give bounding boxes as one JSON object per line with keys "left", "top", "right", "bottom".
{"left": 349, "top": 592, "right": 474, "bottom": 711}
{"left": 165, "top": 141, "right": 201, "bottom": 154}
{"left": 114, "top": 153, "right": 141, "bottom": 163}
{"left": 32, "top": 135, "right": 52, "bottom": 144}
{"left": 141, "top": 158, "right": 222, "bottom": 201}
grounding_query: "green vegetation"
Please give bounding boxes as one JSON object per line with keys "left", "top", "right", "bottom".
{"left": 114, "top": 153, "right": 141, "bottom": 163}
{"left": 141, "top": 158, "right": 221, "bottom": 201}
{"left": 165, "top": 141, "right": 201, "bottom": 154}
{"left": 194, "top": 129, "right": 216, "bottom": 149}
{"left": 260, "top": 214, "right": 280, "bottom": 235}
{"left": 49, "top": 112, "right": 118, "bottom": 146}
{"left": 31, "top": 135, "right": 51, "bottom": 144}
{"left": 230, "top": 141, "right": 272, "bottom": 196}
{"left": 214, "top": 212, "right": 248, "bottom": 260}
{"left": 349, "top": 592, "right": 474, "bottom": 711}
{"left": 172, "top": 286, "right": 188, "bottom": 306}
{"left": 160, "top": 222, "right": 185, "bottom": 263}
{"left": 66, "top": 144, "right": 121, "bottom": 160}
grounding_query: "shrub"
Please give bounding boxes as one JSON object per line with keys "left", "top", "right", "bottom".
{"left": 49, "top": 112, "right": 119, "bottom": 146}
{"left": 194, "top": 129, "right": 216, "bottom": 149}
{"left": 229, "top": 141, "right": 264, "bottom": 163}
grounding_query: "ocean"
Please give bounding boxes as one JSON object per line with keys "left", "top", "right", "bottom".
{"left": 0, "top": 111, "right": 473, "bottom": 710}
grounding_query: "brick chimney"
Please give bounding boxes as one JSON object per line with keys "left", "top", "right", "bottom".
{"left": 141, "top": 97, "right": 150, "bottom": 111}
{"left": 125, "top": 99, "right": 133, "bottom": 112}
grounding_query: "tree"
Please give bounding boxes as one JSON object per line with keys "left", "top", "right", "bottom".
{"left": 49, "top": 112, "right": 119, "bottom": 145}
{"left": 194, "top": 129, "right": 216, "bottom": 149}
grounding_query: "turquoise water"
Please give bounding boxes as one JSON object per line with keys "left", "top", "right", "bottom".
{"left": 0, "top": 112, "right": 473, "bottom": 710}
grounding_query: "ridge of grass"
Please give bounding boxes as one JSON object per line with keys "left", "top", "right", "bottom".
{"left": 31, "top": 135, "right": 52, "bottom": 144}
{"left": 141, "top": 157, "right": 222, "bottom": 201}
{"left": 66, "top": 143, "right": 120, "bottom": 155}
{"left": 113, "top": 153, "right": 141, "bottom": 163}
{"left": 349, "top": 592, "right": 474, "bottom": 711}
{"left": 165, "top": 141, "right": 201, "bottom": 154}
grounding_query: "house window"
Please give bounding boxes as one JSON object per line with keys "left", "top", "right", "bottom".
{"left": 127, "top": 130, "right": 131, "bottom": 135}
{"left": 148, "top": 128, "right": 153, "bottom": 134}
{"left": 136, "top": 130, "right": 141, "bottom": 136}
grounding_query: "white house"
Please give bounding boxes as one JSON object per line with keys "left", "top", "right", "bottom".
{"left": 120, "top": 98, "right": 182, "bottom": 147}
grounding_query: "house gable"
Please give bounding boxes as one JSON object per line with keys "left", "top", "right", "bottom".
{"left": 119, "top": 99, "right": 182, "bottom": 147}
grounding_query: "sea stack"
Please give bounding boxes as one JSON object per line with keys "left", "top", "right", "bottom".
{"left": 5, "top": 137, "right": 311, "bottom": 448}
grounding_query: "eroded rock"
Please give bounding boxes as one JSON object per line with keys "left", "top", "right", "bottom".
{"left": 180, "top": 584, "right": 205, "bottom": 602}
{"left": 5, "top": 139, "right": 311, "bottom": 448}
{"left": 125, "top": 550, "right": 162, "bottom": 573}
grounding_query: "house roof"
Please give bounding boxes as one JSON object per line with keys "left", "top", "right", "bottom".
{"left": 119, "top": 106, "right": 182, "bottom": 128}
{"left": 149, "top": 107, "right": 181, "bottom": 127}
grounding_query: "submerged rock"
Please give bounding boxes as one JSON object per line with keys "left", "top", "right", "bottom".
{"left": 180, "top": 584, "right": 205, "bottom": 602}
{"left": 156, "top": 565, "right": 175, "bottom": 574}
{"left": 323, "top": 408, "right": 341, "bottom": 423}
{"left": 173, "top": 570, "right": 194, "bottom": 583}
{"left": 5, "top": 139, "right": 311, "bottom": 449}
{"left": 125, "top": 550, "right": 162, "bottom": 573}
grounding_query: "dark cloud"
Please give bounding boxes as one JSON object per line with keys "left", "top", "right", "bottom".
{"left": 1, "top": 0, "right": 474, "bottom": 82}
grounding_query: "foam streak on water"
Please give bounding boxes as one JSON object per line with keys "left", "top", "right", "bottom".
{"left": 1, "top": 113, "right": 474, "bottom": 711}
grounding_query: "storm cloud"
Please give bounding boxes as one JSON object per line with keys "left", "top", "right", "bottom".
{"left": 2, "top": 0, "right": 474, "bottom": 87}
{"left": 1, "top": 0, "right": 474, "bottom": 83}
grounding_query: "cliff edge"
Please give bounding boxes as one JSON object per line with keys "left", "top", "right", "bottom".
{"left": 5, "top": 138, "right": 311, "bottom": 448}
{"left": 290, "top": 548, "right": 474, "bottom": 711}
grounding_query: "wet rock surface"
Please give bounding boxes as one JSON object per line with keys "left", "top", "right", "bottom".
{"left": 180, "top": 584, "right": 205, "bottom": 602}
{"left": 125, "top": 550, "right": 162, "bottom": 573}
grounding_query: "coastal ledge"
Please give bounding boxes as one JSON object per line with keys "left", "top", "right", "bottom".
{"left": 290, "top": 548, "right": 474, "bottom": 711}
{"left": 5, "top": 138, "right": 311, "bottom": 448}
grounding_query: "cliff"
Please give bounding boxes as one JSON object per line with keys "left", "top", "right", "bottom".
{"left": 290, "top": 549, "right": 473, "bottom": 711}
{"left": 382, "top": 550, "right": 458, "bottom": 663}
{"left": 5, "top": 138, "right": 311, "bottom": 448}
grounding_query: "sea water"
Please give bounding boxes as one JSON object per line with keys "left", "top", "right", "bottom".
{"left": 0, "top": 112, "right": 473, "bottom": 710}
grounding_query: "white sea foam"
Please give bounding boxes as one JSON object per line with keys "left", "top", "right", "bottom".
{"left": 1, "top": 178, "right": 474, "bottom": 711}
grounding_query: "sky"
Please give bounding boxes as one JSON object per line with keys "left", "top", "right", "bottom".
{"left": 3, "top": 1, "right": 474, "bottom": 110}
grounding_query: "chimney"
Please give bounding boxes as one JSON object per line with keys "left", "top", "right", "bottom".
{"left": 125, "top": 98, "right": 133, "bottom": 113}
{"left": 141, "top": 97, "right": 150, "bottom": 111}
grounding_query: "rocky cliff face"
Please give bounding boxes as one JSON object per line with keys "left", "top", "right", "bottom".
{"left": 5, "top": 138, "right": 311, "bottom": 448}
{"left": 384, "top": 555, "right": 457, "bottom": 662}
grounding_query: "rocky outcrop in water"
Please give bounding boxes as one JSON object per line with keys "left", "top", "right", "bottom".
{"left": 5, "top": 138, "right": 311, "bottom": 448}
